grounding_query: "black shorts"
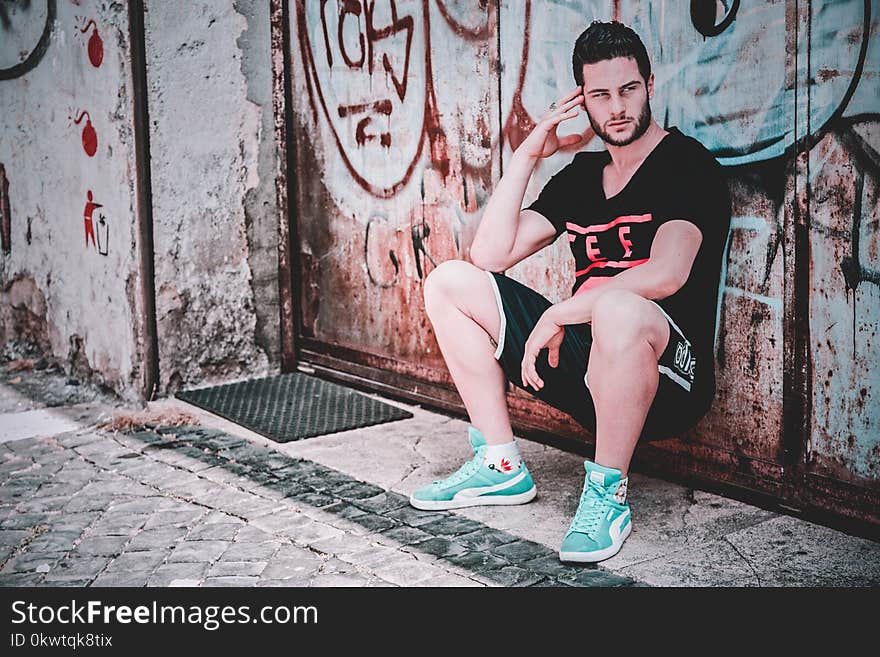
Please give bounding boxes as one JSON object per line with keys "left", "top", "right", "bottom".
{"left": 487, "top": 271, "right": 714, "bottom": 442}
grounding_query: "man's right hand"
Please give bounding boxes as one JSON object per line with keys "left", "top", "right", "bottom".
{"left": 515, "top": 86, "right": 585, "bottom": 160}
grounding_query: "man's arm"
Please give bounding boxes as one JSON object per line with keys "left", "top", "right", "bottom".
{"left": 470, "top": 86, "right": 584, "bottom": 271}
{"left": 470, "top": 152, "right": 557, "bottom": 272}
{"left": 547, "top": 220, "right": 703, "bottom": 325}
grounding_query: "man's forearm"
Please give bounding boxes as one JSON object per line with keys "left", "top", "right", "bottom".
{"left": 547, "top": 261, "right": 680, "bottom": 326}
{"left": 470, "top": 152, "right": 538, "bottom": 266}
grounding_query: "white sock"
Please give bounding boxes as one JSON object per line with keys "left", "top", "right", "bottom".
{"left": 483, "top": 440, "right": 522, "bottom": 474}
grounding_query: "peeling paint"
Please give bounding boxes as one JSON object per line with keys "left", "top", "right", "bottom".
{"left": 145, "top": 0, "right": 271, "bottom": 392}
{"left": 0, "top": 275, "right": 51, "bottom": 359}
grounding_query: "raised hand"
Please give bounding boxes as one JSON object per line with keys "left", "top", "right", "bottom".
{"left": 516, "top": 87, "right": 585, "bottom": 160}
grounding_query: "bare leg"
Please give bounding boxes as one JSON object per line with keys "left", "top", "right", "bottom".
{"left": 586, "top": 290, "right": 670, "bottom": 476}
{"left": 423, "top": 260, "right": 514, "bottom": 446}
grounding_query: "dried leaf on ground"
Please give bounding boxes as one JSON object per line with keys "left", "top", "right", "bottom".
{"left": 99, "top": 408, "right": 200, "bottom": 432}
{"left": 6, "top": 359, "right": 36, "bottom": 372}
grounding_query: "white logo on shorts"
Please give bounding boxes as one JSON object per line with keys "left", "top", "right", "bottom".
{"left": 674, "top": 340, "right": 696, "bottom": 382}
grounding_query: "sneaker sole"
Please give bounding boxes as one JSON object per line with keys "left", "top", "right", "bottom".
{"left": 409, "top": 485, "right": 537, "bottom": 511}
{"left": 558, "top": 522, "right": 632, "bottom": 563}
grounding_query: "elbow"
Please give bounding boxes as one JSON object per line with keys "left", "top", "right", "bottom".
{"left": 662, "top": 272, "right": 688, "bottom": 298}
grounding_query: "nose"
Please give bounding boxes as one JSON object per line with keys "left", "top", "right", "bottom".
{"left": 610, "top": 93, "right": 625, "bottom": 116}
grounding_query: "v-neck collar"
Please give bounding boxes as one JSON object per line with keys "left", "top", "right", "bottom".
{"left": 600, "top": 127, "right": 677, "bottom": 202}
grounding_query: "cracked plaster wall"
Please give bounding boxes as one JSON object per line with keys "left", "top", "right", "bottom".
{"left": 0, "top": 1, "right": 144, "bottom": 400}
{"left": 145, "top": 0, "right": 279, "bottom": 394}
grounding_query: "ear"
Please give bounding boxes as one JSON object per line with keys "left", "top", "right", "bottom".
{"left": 647, "top": 72, "right": 655, "bottom": 99}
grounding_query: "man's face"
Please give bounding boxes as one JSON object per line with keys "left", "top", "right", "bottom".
{"left": 580, "top": 57, "right": 653, "bottom": 147}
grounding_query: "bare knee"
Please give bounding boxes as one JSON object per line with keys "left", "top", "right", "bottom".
{"left": 423, "top": 259, "right": 485, "bottom": 310}
{"left": 591, "top": 290, "right": 668, "bottom": 355}
{"left": 423, "top": 259, "right": 501, "bottom": 342}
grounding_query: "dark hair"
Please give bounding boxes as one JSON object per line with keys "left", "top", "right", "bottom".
{"left": 571, "top": 21, "right": 652, "bottom": 86}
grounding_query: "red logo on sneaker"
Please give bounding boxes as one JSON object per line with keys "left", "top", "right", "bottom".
{"left": 499, "top": 458, "right": 512, "bottom": 472}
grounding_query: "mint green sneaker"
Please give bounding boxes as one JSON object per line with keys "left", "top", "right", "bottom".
{"left": 409, "top": 427, "right": 537, "bottom": 510}
{"left": 559, "top": 460, "right": 631, "bottom": 563}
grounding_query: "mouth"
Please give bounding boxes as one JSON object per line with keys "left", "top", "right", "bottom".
{"left": 607, "top": 120, "right": 631, "bottom": 129}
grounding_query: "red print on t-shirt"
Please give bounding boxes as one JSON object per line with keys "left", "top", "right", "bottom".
{"left": 567, "top": 213, "right": 652, "bottom": 278}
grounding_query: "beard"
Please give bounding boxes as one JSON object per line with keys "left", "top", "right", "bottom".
{"left": 588, "top": 98, "right": 652, "bottom": 147}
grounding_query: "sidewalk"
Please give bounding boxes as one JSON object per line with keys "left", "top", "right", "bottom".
{"left": 1, "top": 361, "right": 878, "bottom": 587}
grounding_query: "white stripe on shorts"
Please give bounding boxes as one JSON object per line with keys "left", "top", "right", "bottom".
{"left": 648, "top": 299, "right": 692, "bottom": 392}
{"left": 486, "top": 271, "right": 507, "bottom": 360}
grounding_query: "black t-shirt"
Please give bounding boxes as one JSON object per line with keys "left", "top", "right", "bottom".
{"left": 526, "top": 127, "right": 731, "bottom": 365}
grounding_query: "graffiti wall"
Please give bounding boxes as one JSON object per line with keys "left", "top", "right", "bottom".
{"left": 288, "top": 0, "right": 879, "bottom": 511}
{"left": 0, "top": 0, "right": 145, "bottom": 398}
{"left": 0, "top": 0, "right": 283, "bottom": 398}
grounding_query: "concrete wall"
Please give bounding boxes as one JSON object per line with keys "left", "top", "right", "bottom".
{"left": 0, "top": 0, "right": 281, "bottom": 399}
{"left": 0, "top": 0, "right": 145, "bottom": 400}
{"left": 144, "top": 0, "right": 278, "bottom": 393}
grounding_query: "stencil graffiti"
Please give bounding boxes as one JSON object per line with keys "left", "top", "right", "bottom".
{"left": 0, "top": 0, "right": 55, "bottom": 80}
{"left": 72, "top": 110, "right": 98, "bottom": 157}
{"left": 82, "top": 190, "right": 101, "bottom": 251}
{"left": 75, "top": 16, "right": 103, "bottom": 67}
{"left": 94, "top": 209, "right": 109, "bottom": 256}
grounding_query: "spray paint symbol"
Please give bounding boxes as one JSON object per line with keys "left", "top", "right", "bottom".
{"left": 78, "top": 18, "right": 103, "bottom": 67}
{"left": 95, "top": 210, "right": 109, "bottom": 256}
{"left": 83, "top": 190, "right": 102, "bottom": 250}
{"left": 73, "top": 111, "right": 97, "bottom": 157}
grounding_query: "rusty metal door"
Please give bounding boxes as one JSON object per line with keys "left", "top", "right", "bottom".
{"left": 279, "top": 0, "right": 502, "bottom": 415}
{"left": 275, "top": 0, "right": 879, "bottom": 530}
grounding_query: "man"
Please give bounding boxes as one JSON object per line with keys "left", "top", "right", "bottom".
{"left": 410, "top": 21, "right": 731, "bottom": 563}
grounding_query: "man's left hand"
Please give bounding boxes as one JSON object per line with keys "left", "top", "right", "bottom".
{"left": 521, "top": 310, "right": 565, "bottom": 391}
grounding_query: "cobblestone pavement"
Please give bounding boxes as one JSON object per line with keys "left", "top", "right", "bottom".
{"left": 0, "top": 425, "right": 637, "bottom": 588}
{"left": 2, "top": 362, "right": 878, "bottom": 588}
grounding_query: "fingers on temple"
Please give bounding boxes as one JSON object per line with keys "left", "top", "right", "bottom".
{"left": 561, "top": 86, "right": 582, "bottom": 103}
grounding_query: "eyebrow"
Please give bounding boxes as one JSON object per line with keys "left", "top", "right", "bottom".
{"left": 585, "top": 80, "right": 642, "bottom": 93}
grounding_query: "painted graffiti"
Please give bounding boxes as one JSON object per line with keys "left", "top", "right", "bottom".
{"left": 0, "top": 163, "right": 10, "bottom": 254}
{"left": 690, "top": 0, "right": 739, "bottom": 37}
{"left": 364, "top": 214, "right": 400, "bottom": 287}
{"left": 94, "top": 208, "right": 108, "bottom": 256}
{"left": 300, "top": 0, "right": 426, "bottom": 197}
{"left": 300, "top": 0, "right": 877, "bottom": 199}
{"left": 627, "top": 0, "right": 876, "bottom": 165}
{"left": 72, "top": 110, "right": 98, "bottom": 156}
{"left": 82, "top": 189, "right": 101, "bottom": 251}
{"left": 0, "top": 0, "right": 55, "bottom": 80}
{"left": 75, "top": 15, "right": 103, "bottom": 67}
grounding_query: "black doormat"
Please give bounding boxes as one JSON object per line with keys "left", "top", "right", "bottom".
{"left": 175, "top": 373, "right": 413, "bottom": 442}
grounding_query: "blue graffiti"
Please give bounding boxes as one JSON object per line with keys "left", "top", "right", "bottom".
{"left": 625, "top": 0, "right": 876, "bottom": 165}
